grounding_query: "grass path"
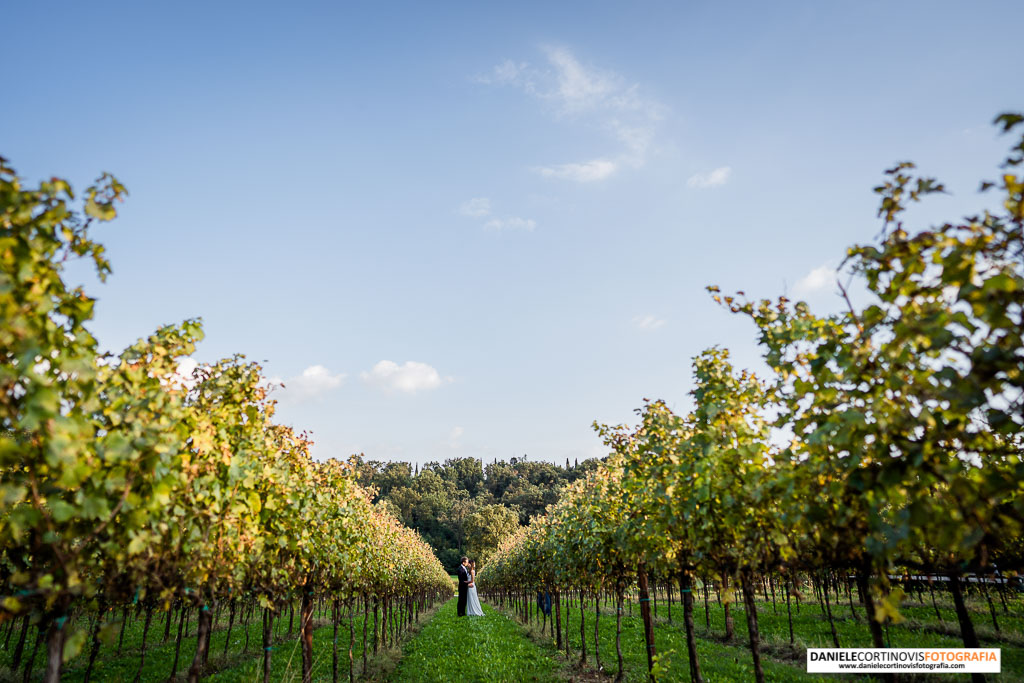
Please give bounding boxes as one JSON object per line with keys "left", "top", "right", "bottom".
{"left": 4, "top": 591, "right": 1017, "bottom": 681}
{"left": 388, "top": 598, "right": 562, "bottom": 682}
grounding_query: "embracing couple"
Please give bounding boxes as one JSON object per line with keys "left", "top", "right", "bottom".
{"left": 456, "top": 556, "right": 484, "bottom": 617}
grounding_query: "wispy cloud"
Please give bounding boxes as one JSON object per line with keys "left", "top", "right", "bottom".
{"left": 448, "top": 426, "right": 464, "bottom": 448}
{"left": 476, "top": 59, "right": 532, "bottom": 88}
{"left": 361, "top": 360, "right": 451, "bottom": 394}
{"left": 536, "top": 159, "right": 616, "bottom": 183}
{"left": 483, "top": 216, "right": 536, "bottom": 232}
{"left": 458, "top": 197, "right": 491, "bottom": 217}
{"left": 274, "top": 365, "right": 347, "bottom": 402}
{"left": 543, "top": 46, "right": 619, "bottom": 112}
{"left": 458, "top": 198, "right": 535, "bottom": 232}
{"left": 478, "top": 46, "right": 664, "bottom": 181}
{"left": 793, "top": 262, "right": 837, "bottom": 297}
{"left": 632, "top": 314, "right": 667, "bottom": 331}
{"left": 687, "top": 166, "right": 732, "bottom": 189}
{"left": 609, "top": 120, "right": 655, "bottom": 165}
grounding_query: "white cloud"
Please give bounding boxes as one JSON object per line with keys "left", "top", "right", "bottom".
{"left": 793, "top": 262, "right": 837, "bottom": 297}
{"left": 479, "top": 46, "right": 664, "bottom": 178}
{"left": 458, "top": 197, "right": 491, "bottom": 218}
{"left": 476, "top": 59, "right": 532, "bottom": 88}
{"left": 687, "top": 166, "right": 732, "bottom": 189}
{"left": 609, "top": 120, "right": 654, "bottom": 165}
{"left": 483, "top": 216, "right": 537, "bottom": 232}
{"left": 543, "top": 46, "right": 617, "bottom": 112}
{"left": 632, "top": 314, "right": 667, "bottom": 331}
{"left": 163, "top": 357, "right": 201, "bottom": 391}
{"left": 176, "top": 357, "right": 198, "bottom": 376}
{"left": 536, "top": 159, "right": 616, "bottom": 183}
{"left": 278, "top": 364, "right": 347, "bottom": 401}
{"left": 361, "top": 360, "right": 450, "bottom": 394}
{"left": 537, "top": 46, "right": 659, "bottom": 117}
{"left": 448, "top": 426, "right": 464, "bottom": 448}
{"left": 460, "top": 198, "right": 534, "bottom": 232}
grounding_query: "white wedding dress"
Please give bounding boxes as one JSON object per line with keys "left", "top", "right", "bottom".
{"left": 466, "top": 571, "right": 484, "bottom": 616}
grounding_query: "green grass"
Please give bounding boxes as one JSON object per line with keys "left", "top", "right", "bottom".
{"left": 0, "top": 598, "right": 437, "bottom": 682}
{"left": 517, "top": 598, "right": 834, "bottom": 682}
{"left": 680, "top": 591, "right": 1024, "bottom": 680}
{"left": 388, "top": 598, "right": 562, "bottom": 682}
{"left": 2, "top": 590, "right": 1019, "bottom": 681}
{"left": 501, "top": 590, "right": 1024, "bottom": 682}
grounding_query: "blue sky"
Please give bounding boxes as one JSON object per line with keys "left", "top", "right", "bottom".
{"left": 4, "top": 1, "right": 1021, "bottom": 465}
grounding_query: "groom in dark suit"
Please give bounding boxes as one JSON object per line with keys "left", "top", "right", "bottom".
{"left": 456, "top": 556, "right": 471, "bottom": 617}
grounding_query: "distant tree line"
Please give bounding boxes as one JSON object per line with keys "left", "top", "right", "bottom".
{"left": 348, "top": 455, "right": 600, "bottom": 570}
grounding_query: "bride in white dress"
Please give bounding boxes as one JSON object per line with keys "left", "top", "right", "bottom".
{"left": 466, "top": 561, "right": 484, "bottom": 616}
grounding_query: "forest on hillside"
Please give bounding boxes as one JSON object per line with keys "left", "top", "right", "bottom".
{"left": 349, "top": 455, "right": 601, "bottom": 570}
